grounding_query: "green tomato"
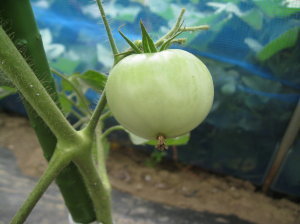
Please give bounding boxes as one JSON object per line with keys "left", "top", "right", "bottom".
{"left": 106, "top": 49, "right": 214, "bottom": 140}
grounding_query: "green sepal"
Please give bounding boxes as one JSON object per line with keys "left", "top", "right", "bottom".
{"left": 118, "top": 30, "right": 142, "bottom": 53}
{"left": 128, "top": 131, "right": 190, "bottom": 146}
{"left": 147, "top": 133, "right": 190, "bottom": 146}
{"left": 140, "top": 20, "right": 157, "bottom": 53}
{"left": 115, "top": 51, "right": 133, "bottom": 57}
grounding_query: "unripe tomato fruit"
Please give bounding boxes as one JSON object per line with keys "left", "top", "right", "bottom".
{"left": 106, "top": 49, "right": 214, "bottom": 140}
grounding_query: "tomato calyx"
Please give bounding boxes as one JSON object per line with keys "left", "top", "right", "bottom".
{"left": 156, "top": 134, "right": 168, "bottom": 151}
{"left": 114, "top": 9, "right": 210, "bottom": 65}
{"left": 117, "top": 20, "right": 184, "bottom": 56}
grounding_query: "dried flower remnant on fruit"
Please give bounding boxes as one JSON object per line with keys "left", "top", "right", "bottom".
{"left": 156, "top": 135, "right": 168, "bottom": 150}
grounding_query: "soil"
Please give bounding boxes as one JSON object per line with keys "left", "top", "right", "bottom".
{"left": 0, "top": 112, "right": 299, "bottom": 224}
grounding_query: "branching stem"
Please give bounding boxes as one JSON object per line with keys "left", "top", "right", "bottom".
{"left": 74, "top": 150, "right": 113, "bottom": 224}
{"left": 10, "top": 149, "right": 71, "bottom": 224}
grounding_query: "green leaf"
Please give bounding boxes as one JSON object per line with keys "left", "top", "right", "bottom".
{"left": 51, "top": 58, "right": 80, "bottom": 74}
{"left": 257, "top": 27, "right": 299, "bottom": 61}
{"left": 58, "top": 93, "right": 73, "bottom": 114}
{"left": 75, "top": 70, "right": 107, "bottom": 92}
{"left": 128, "top": 131, "right": 190, "bottom": 146}
{"left": 240, "top": 9, "right": 263, "bottom": 30}
{"left": 118, "top": 30, "right": 142, "bottom": 53}
{"left": 61, "top": 78, "right": 74, "bottom": 92}
{"left": 0, "top": 86, "right": 17, "bottom": 99}
{"left": 140, "top": 20, "right": 157, "bottom": 53}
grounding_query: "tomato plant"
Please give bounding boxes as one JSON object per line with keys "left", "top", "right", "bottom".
{"left": 0, "top": 1, "right": 212, "bottom": 223}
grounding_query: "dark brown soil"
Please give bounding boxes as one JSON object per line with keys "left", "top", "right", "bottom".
{"left": 0, "top": 112, "right": 299, "bottom": 224}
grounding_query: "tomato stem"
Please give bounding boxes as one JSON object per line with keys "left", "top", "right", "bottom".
{"left": 95, "top": 0, "right": 119, "bottom": 62}
{"left": 101, "top": 125, "right": 125, "bottom": 140}
{"left": 0, "top": 26, "right": 78, "bottom": 143}
{"left": 156, "top": 135, "right": 168, "bottom": 150}
{"left": 73, "top": 149, "right": 113, "bottom": 224}
{"left": 84, "top": 91, "right": 107, "bottom": 136}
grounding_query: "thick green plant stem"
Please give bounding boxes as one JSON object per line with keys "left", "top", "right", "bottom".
{"left": 0, "top": 1, "right": 96, "bottom": 221}
{"left": 0, "top": 0, "right": 59, "bottom": 159}
{"left": 74, "top": 147, "right": 113, "bottom": 224}
{"left": 0, "top": 26, "right": 77, "bottom": 142}
{"left": 92, "top": 125, "right": 111, "bottom": 191}
{"left": 10, "top": 149, "right": 71, "bottom": 224}
{"left": 97, "top": 130, "right": 112, "bottom": 193}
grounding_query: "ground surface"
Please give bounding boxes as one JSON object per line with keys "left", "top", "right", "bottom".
{"left": 0, "top": 112, "right": 299, "bottom": 224}
{"left": 1, "top": 146, "right": 254, "bottom": 224}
